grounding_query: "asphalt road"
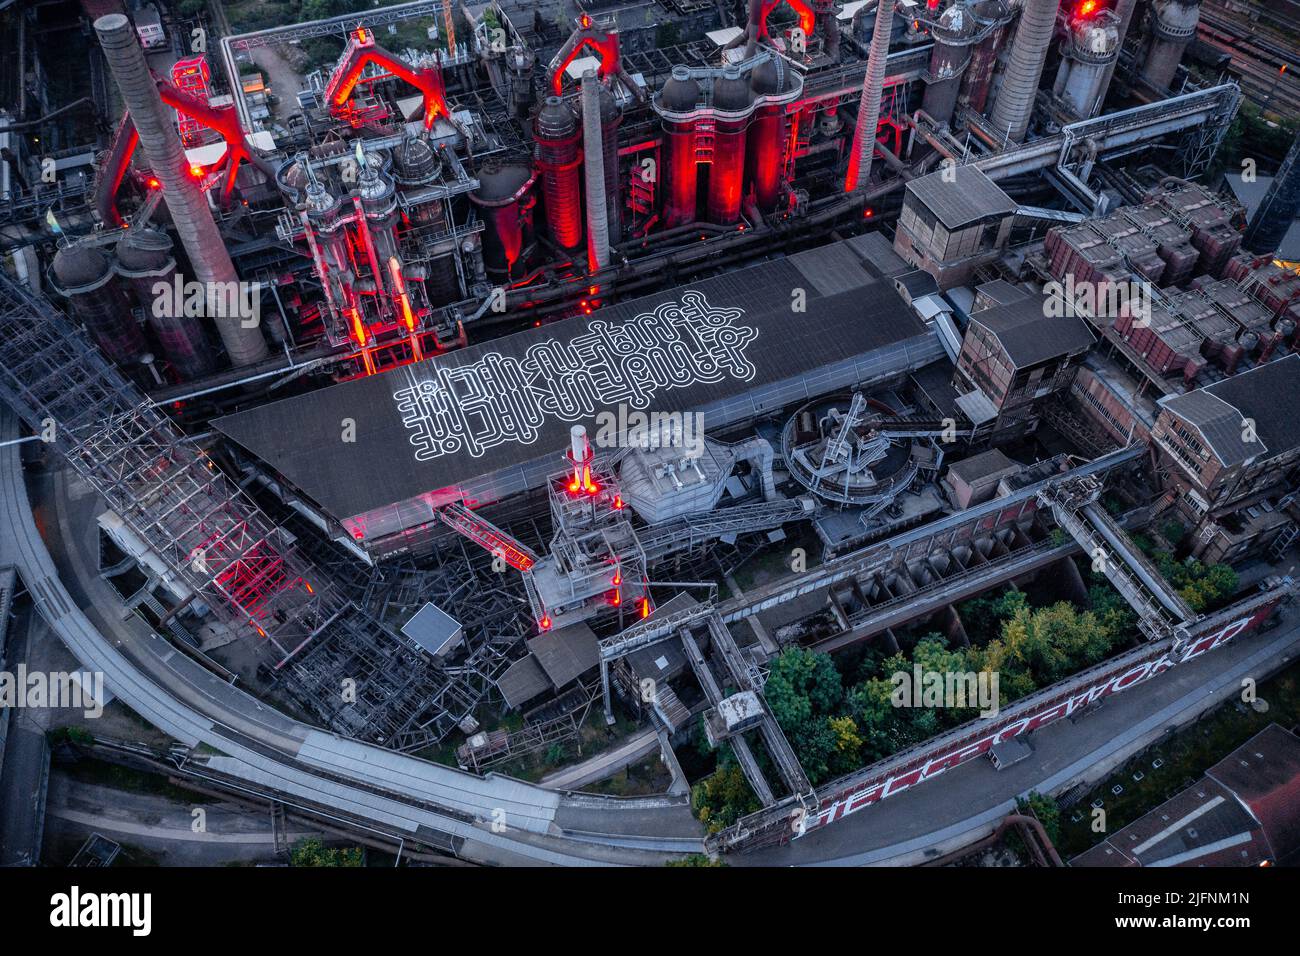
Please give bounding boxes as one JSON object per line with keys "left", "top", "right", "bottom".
{"left": 738, "top": 610, "right": 1300, "bottom": 866}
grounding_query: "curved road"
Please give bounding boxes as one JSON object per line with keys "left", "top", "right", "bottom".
{"left": 1, "top": 407, "right": 704, "bottom": 865}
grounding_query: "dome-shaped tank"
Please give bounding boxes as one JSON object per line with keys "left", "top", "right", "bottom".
{"left": 713, "top": 66, "right": 752, "bottom": 112}
{"left": 392, "top": 136, "right": 442, "bottom": 187}
{"left": 533, "top": 96, "right": 583, "bottom": 250}
{"left": 923, "top": 2, "right": 978, "bottom": 124}
{"left": 53, "top": 243, "right": 145, "bottom": 367}
{"left": 659, "top": 67, "right": 700, "bottom": 227}
{"left": 1071, "top": 16, "right": 1119, "bottom": 60}
{"left": 935, "top": 2, "right": 977, "bottom": 43}
{"left": 750, "top": 56, "right": 791, "bottom": 97}
{"left": 470, "top": 161, "right": 535, "bottom": 279}
{"left": 1143, "top": 0, "right": 1201, "bottom": 90}
{"left": 116, "top": 229, "right": 213, "bottom": 381}
{"left": 659, "top": 66, "right": 700, "bottom": 112}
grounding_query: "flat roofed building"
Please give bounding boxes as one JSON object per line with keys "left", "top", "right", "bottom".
{"left": 214, "top": 239, "right": 944, "bottom": 555}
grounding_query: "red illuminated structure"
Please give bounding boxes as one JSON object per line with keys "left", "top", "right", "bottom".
{"left": 757, "top": 0, "right": 817, "bottom": 39}
{"left": 654, "top": 57, "right": 802, "bottom": 226}
{"left": 547, "top": 13, "right": 644, "bottom": 100}
{"left": 325, "top": 27, "right": 454, "bottom": 130}
{"left": 96, "top": 80, "right": 275, "bottom": 223}
{"left": 533, "top": 97, "right": 584, "bottom": 251}
{"left": 170, "top": 55, "right": 211, "bottom": 147}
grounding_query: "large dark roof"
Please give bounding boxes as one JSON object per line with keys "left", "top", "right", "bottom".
{"left": 969, "top": 295, "right": 1095, "bottom": 367}
{"left": 1161, "top": 355, "right": 1300, "bottom": 466}
{"left": 906, "top": 166, "right": 1018, "bottom": 230}
{"left": 1208, "top": 723, "right": 1300, "bottom": 866}
{"left": 214, "top": 243, "right": 930, "bottom": 521}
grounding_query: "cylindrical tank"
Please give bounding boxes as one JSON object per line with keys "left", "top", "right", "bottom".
{"left": 1142, "top": 0, "right": 1200, "bottom": 92}
{"left": 708, "top": 66, "right": 752, "bottom": 225}
{"left": 116, "top": 229, "right": 214, "bottom": 380}
{"left": 469, "top": 161, "right": 535, "bottom": 280}
{"left": 52, "top": 243, "right": 145, "bottom": 367}
{"left": 94, "top": 14, "right": 268, "bottom": 368}
{"left": 1245, "top": 131, "right": 1300, "bottom": 255}
{"left": 533, "top": 96, "right": 583, "bottom": 251}
{"left": 1055, "top": 13, "right": 1119, "bottom": 118}
{"left": 658, "top": 66, "right": 701, "bottom": 228}
{"left": 921, "top": 3, "right": 977, "bottom": 127}
{"left": 988, "top": 0, "right": 1057, "bottom": 143}
{"left": 963, "top": 0, "right": 1011, "bottom": 115}
{"left": 748, "top": 57, "right": 792, "bottom": 213}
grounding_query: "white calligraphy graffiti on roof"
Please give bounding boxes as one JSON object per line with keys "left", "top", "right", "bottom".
{"left": 392, "top": 291, "right": 760, "bottom": 462}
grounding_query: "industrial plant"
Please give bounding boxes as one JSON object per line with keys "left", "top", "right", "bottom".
{"left": 1, "top": 0, "right": 1300, "bottom": 873}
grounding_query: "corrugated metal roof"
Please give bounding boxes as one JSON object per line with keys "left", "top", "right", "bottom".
{"left": 214, "top": 242, "right": 931, "bottom": 521}
{"left": 1161, "top": 356, "right": 1300, "bottom": 466}
{"left": 497, "top": 656, "right": 551, "bottom": 710}
{"left": 906, "top": 166, "right": 1018, "bottom": 230}
{"left": 970, "top": 295, "right": 1095, "bottom": 368}
{"left": 527, "top": 621, "right": 599, "bottom": 688}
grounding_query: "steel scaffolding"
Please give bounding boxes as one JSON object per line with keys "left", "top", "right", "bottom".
{"left": 0, "top": 272, "right": 498, "bottom": 749}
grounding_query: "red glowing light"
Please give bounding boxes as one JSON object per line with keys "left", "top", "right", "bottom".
{"left": 1078, "top": 0, "right": 1098, "bottom": 16}
{"left": 539, "top": 615, "right": 553, "bottom": 631}
{"left": 304, "top": 581, "right": 314, "bottom": 595}
{"left": 612, "top": 571, "right": 622, "bottom": 587}
{"left": 612, "top": 495, "right": 624, "bottom": 510}
{"left": 146, "top": 177, "right": 161, "bottom": 189}
{"left": 637, "top": 597, "right": 651, "bottom": 619}
{"left": 189, "top": 164, "right": 204, "bottom": 178}
{"left": 864, "top": 208, "right": 875, "bottom": 219}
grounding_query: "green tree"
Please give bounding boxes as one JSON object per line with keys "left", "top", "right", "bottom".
{"left": 765, "top": 646, "right": 843, "bottom": 729}
{"left": 666, "top": 853, "right": 725, "bottom": 867}
{"left": 691, "top": 765, "right": 759, "bottom": 833}
{"left": 1017, "top": 791, "right": 1062, "bottom": 845}
{"left": 290, "top": 838, "right": 363, "bottom": 867}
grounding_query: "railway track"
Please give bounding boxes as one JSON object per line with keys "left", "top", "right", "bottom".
{"left": 1198, "top": 7, "right": 1300, "bottom": 116}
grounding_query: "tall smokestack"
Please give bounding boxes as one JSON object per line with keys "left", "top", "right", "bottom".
{"left": 844, "top": 0, "right": 895, "bottom": 192}
{"left": 987, "top": 0, "right": 1057, "bottom": 144}
{"left": 95, "top": 14, "right": 268, "bottom": 368}
{"left": 1096, "top": 0, "right": 1138, "bottom": 106}
{"left": 581, "top": 71, "right": 610, "bottom": 272}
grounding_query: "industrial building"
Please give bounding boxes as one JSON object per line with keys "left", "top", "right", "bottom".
{"left": 1, "top": 0, "right": 1300, "bottom": 869}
